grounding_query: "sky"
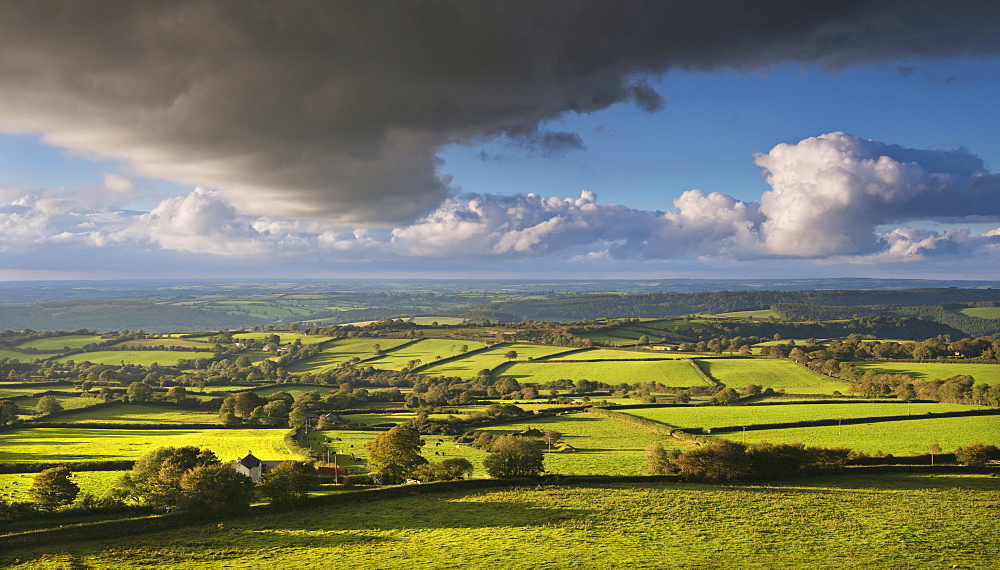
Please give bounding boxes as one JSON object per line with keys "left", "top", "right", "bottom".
{"left": 1, "top": 1, "right": 1000, "bottom": 282}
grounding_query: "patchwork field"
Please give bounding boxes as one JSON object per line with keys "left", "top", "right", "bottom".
{"left": 0, "top": 470, "right": 125, "bottom": 504}
{"left": 286, "top": 338, "right": 412, "bottom": 374}
{"left": 112, "top": 338, "right": 211, "bottom": 349}
{"left": 500, "top": 360, "right": 711, "bottom": 387}
{"left": 0, "top": 350, "right": 44, "bottom": 362}
{"left": 418, "top": 344, "right": 571, "bottom": 378}
{"left": 48, "top": 404, "right": 221, "bottom": 425}
{"left": 232, "top": 332, "right": 334, "bottom": 345}
{"left": 957, "top": 306, "right": 1000, "bottom": 318}
{"left": 727, "top": 414, "right": 1000, "bottom": 455}
{"left": 365, "top": 339, "right": 486, "bottom": 371}
{"left": 697, "top": 358, "right": 851, "bottom": 395}
{"left": 54, "top": 350, "right": 216, "bottom": 367}
{"left": 542, "top": 348, "right": 680, "bottom": 360}
{"left": 621, "top": 402, "right": 989, "bottom": 430}
{"left": 850, "top": 361, "right": 1000, "bottom": 384}
{"left": 14, "top": 335, "right": 103, "bottom": 351}
{"left": 5, "top": 473, "right": 996, "bottom": 569}
{"left": 0, "top": 428, "right": 293, "bottom": 464}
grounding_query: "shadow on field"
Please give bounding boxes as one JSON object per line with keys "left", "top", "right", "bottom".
{"left": 250, "top": 498, "right": 594, "bottom": 532}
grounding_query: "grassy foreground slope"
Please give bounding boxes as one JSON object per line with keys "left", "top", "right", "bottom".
{"left": 4, "top": 474, "right": 997, "bottom": 569}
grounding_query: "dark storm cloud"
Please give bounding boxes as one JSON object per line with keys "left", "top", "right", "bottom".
{"left": 0, "top": 1, "right": 998, "bottom": 223}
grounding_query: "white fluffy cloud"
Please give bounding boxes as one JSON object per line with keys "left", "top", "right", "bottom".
{"left": 1, "top": 132, "right": 997, "bottom": 271}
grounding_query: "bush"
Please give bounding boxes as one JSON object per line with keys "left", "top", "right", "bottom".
{"left": 483, "top": 435, "right": 544, "bottom": 478}
{"left": 411, "top": 458, "right": 474, "bottom": 482}
{"left": 954, "top": 442, "right": 1000, "bottom": 467}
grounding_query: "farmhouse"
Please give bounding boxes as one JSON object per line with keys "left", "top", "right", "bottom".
{"left": 234, "top": 451, "right": 284, "bottom": 483}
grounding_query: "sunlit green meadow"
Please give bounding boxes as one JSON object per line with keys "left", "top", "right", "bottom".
{"left": 4, "top": 474, "right": 997, "bottom": 569}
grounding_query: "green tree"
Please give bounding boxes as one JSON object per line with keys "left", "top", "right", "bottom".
{"left": 165, "top": 385, "right": 187, "bottom": 403}
{"left": 504, "top": 350, "right": 518, "bottom": 361}
{"left": 543, "top": 430, "right": 561, "bottom": 452}
{"left": 483, "top": 435, "right": 544, "bottom": 477}
{"left": 28, "top": 466, "right": 79, "bottom": 509}
{"left": 711, "top": 387, "right": 740, "bottom": 405}
{"left": 0, "top": 399, "right": 18, "bottom": 426}
{"left": 364, "top": 424, "right": 427, "bottom": 484}
{"left": 110, "top": 446, "right": 219, "bottom": 507}
{"left": 35, "top": 395, "right": 63, "bottom": 415}
{"left": 259, "top": 461, "right": 319, "bottom": 506}
{"left": 178, "top": 463, "right": 255, "bottom": 514}
{"left": 126, "top": 381, "right": 154, "bottom": 403}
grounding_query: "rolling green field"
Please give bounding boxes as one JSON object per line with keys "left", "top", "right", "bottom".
{"left": 957, "top": 306, "right": 1000, "bottom": 318}
{"left": 0, "top": 470, "right": 125, "bottom": 504}
{"left": 418, "top": 344, "right": 571, "bottom": 378}
{"left": 48, "top": 404, "right": 221, "bottom": 425}
{"left": 542, "top": 348, "right": 679, "bottom": 360}
{"left": 4, "top": 473, "right": 996, "bottom": 569}
{"left": 365, "top": 339, "right": 486, "bottom": 371}
{"left": 113, "top": 338, "right": 210, "bottom": 349}
{"left": 14, "top": 335, "right": 103, "bottom": 351}
{"left": 286, "top": 338, "right": 411, "bottom": 374}
{"left": 54, "top": 351, "right": 216, "bottom": 367}
{"left": 0, "top": 428, "right": 294, "bottom": 464}
{"left": 0, "top": 350, "right": 44, "bottom": 362}
{"left": 478, "top": 412, "right": 679, "bottom": 475}
{"left": 621, "top": 402, "right": 989, "bottom": 430}
{"left": 500, "top": 360, "right": 711, "bottom": 387}
{"left": 698, "top": 359, "right": 850, "bottom": 395}
{"left": 408, "top": 316, "right": 465, "bottom": 325}
{"left": 16, "top": 394, "right": 104, "bottom": 415}
{"left": 716, "top": 309, "right": 779, "bottom": 319}
{"left": 232, "top": 332, "right": 333, "bottom": 345}
{"left": 850, "top": 361, "right": 1000, "bottom": 384}
{"left": 727, "top": 414, "right": 1000, "bottom": 455}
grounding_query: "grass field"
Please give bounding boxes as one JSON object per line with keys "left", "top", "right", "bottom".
{"left": 365, "top": 339, "right": 486, "bottom": 371}
{"left": 478, "top": 411, "right": 680, "bottom": 475}
{"left": 14, "top": 335, "right": 103, "bottom": 351}
{"left": 0, "top": 470, "right": 125, "bottom": 504}
{"left": 957, "top": 307, "right": 1000, "bottom": 318}
{"left": 542, "top": 348, "right": 680, "bottom": 360}
{"left": 0, "top": 350, "right": 44, "bottom": 362}
{"left": 418, "top": 344, "right": 571, "bottom": 378}
{"left": 726, "top": 414, "right": 1000, "bottom": 455}
{"left": 112, "top": 338, "right": 211, "bottom": 349}
{"left": 500, "top": 360, "right": 711, "bottom": 387}
{"left": 621, "top": 402, "right": 989, "bottom": 430}
{"left": 4, "top": 473, "right": 996, "bottom": 569}
{"left": 408, "top": 316, "right": 465, "bottom": 325}
{"left": 698, "top": 359, "right": 850, "bottom": 395}
{"left": 850, "top": 361, "right": 1000, "bottom": 384}
{"left": 54, "top": 351, "right": 216, "bottom": 367}
{"left": 0, "top": 428, "right": 295, "bottom": 463}
{"left": 716, "top": 309, "right": 779, "bottom": 319}
{"left": 286, "top": 338, "right": 411, "bottom": 374}
{"left": 232, "top": 332, "right": 334, "bottom": 345}
{"left": 16, "top": 394, "right": 104, "bottom": 416}
{"left": 49, "top": 404, "right": 221, "bottom": 425}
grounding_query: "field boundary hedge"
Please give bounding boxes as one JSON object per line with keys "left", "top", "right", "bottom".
{"left": 353, "top": 338, "right": 422, "bottom": 365}
{"left": 409, "top": 342, "right": 502, "bottom": 374}
{"left": 677, "top": 407, "right": 1000, "bottom": 435}
{"left": 587, "top": 407, "right": 676, "bottom": 436}
{"left": 689, "top": 359, "right": 720, "bottom": 387}
{"left": 0, "top": 460, "right": 135, "bottom": 474}
{"left": 530, "top": 347, "right": 591, "bottom": 361}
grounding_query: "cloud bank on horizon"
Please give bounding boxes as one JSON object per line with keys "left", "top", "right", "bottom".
{"left": 3, "top": 132, "right": 999, "bottom": 267}
{"left": 0, "top": 1, "right": 999, "bottom": 277}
